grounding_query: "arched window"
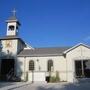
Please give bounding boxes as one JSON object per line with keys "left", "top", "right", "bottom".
{"left": 29, "top": 60, "right": 34, "bottom": 71}
{"left": 47, "top": 60, "right": 53, "bottom": 71}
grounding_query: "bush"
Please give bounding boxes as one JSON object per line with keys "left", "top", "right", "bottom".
{"left": 50, "top": 76, "right": 56, "bottom": 82}
{"left": 26, "top": 72, "right": 28, "bottom": 81}
{"left": 50, "top": 71, "right": 60, "bottom": 83}
{"left": 55, "top": 71, "right": 60, "bottom": 82}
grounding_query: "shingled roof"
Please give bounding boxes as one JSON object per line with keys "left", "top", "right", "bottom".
{"left": 6, "top": 16, "right": 21, "bottom": 25}
{"left": 18, "top": 47, "right": 70, "bottom": 57}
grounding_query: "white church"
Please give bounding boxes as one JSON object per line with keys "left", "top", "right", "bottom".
{"left": 0, "top": 10, "right": 90, "bottom": 83}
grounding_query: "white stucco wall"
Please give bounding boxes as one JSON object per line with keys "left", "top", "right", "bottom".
{"left": 1, "top": 38, "right": 25, "bottom": 56}
{"left": 17, "top": 55, "right": 67, "bottom": 82}
{"left": 1, "top": 39, "right": 18, "bottom": 55}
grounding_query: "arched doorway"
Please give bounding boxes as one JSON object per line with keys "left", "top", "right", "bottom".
{"left": 46, "top": 60, "right": 53, "bottom": 82}
{"left": 0, "top": 58, "right": 15, "bottom": 81}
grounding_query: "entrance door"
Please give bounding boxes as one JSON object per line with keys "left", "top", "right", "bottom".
{"left": 0, "top": 59, "right": 15, "bottom": 81}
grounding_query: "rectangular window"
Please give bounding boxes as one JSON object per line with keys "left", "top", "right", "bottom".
{"left": 75, "top": 60, "right": 90, "bottom": 78}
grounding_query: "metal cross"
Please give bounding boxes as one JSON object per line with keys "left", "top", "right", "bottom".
{"left": 12, "top": 8, "right": 16, "bottom": 16}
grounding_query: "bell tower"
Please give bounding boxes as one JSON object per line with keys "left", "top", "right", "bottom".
{"left": 6, "top": 9, "right": 20, "bottom": 36}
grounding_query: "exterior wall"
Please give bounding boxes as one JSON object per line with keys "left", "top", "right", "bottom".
{"left": 0, "top": 39, "right": 25, "bottom": 56}
{"left": 1, "top": 39, "right": 18, "bottom": 55}
{"left": 17, "top": 40, "right": 25, "bottom": 54}
{"left": 28, "top": 72, "right": 46, "bottom": 82}
{"left": 17, "top": 56, "right": 67, "bottom": 82}
{"left": 7, "top": 22, "right": 17, "bottom": 36}
{"left": 0, "top": 39, "right": 26, "bottom": 81}
{"left": 16, "top": 57, "right": 25, "bottom": 80}
{"left": 66, "top": 45, "right": 90, "bottom": 82}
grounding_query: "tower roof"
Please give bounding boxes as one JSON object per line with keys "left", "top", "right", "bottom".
{"left": 8, "top": 15, "right": 17, "bottom": 21}
{"left": 6, "top": 9, "right": 21, "bottom": 25}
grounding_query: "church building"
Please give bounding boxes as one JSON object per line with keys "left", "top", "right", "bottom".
{"left": 0, "top": 10, "right": 90, "bottom": 83}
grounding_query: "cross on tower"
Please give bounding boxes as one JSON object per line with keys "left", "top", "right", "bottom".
{"left": 12, "top": 8, "right": 16, "bottom": 16}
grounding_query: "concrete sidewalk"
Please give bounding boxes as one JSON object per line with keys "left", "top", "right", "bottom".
{"left": 12, "top": 82, "right": 90, "bottom": 90}
{"left": 0, "top": 82, "right": 31, "bottom": 90}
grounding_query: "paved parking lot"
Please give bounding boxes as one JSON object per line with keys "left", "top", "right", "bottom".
{"left": 0, "top": 82, "right": 90, "bottom": 90}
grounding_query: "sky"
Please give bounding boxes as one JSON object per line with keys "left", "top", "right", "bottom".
{"left": 0, "top": 0, "right": 90, "bottom": 47}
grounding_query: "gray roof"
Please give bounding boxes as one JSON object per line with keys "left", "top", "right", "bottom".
{"left": 6, "top": 16, "right": 17, "bottom": 22}
{"left": 6, "top": 16, "right": 20, "bottom": 25}
{"left": 18, "top": 47, "right": 70, "bottom": 57}
{"left": 8, "top": 16, "right": 17, "bottom": 21}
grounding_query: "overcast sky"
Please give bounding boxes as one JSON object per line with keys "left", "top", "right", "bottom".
{"left": 0, "top": 0, "right": 90, "bottom": 47}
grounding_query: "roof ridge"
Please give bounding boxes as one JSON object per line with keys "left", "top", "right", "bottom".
{"left": 35, "top": 47, "right": 71, "bottom": 49}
